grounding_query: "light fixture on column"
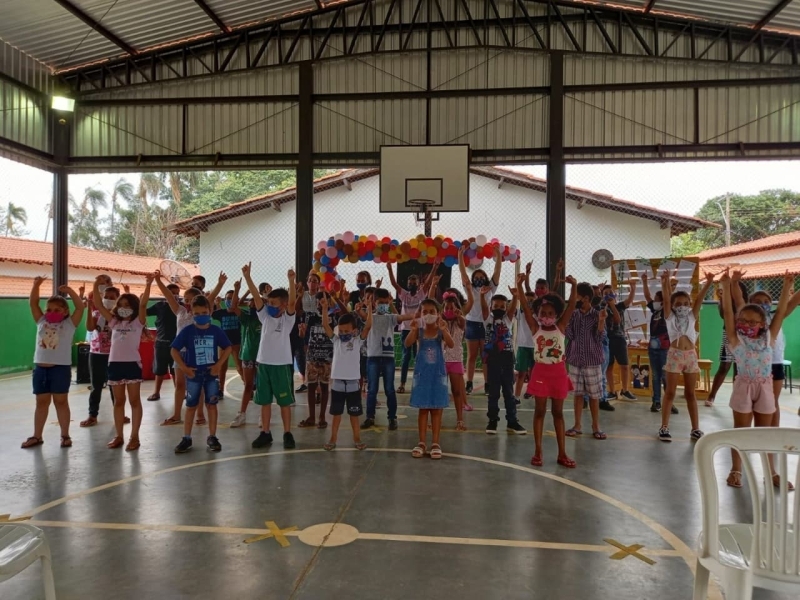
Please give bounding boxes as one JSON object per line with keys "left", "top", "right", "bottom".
{"left": 51, "top": 95, "right": 75, "bottom": 112}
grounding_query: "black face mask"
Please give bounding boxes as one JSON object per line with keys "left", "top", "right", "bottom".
{"left": 491, "top": 308, "right": 506, "bottom": 319}
{"left": 407, "top": 284, "right": 418, "bottom": 294}
{"left": 473, "top": 278, "right": 487, "bottom": 288}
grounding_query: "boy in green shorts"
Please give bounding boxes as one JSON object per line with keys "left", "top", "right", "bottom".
{"left": 242, "top": 262, "right": 297, "bottom": 449}
{"left": 229, "top": 279, "right": 261, "bottom": 427}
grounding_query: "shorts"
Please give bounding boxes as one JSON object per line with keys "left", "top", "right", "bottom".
{"left": 185, "top": 370, "right": 221, "bottom": 408}
{"left": 330, "top": 389, "right": 364, "bottom": 416}
{"left": 729, "top": 375, "right": 776, "bottom": 415}
{"left": 107, "top": 361, "right": 143, "bottom": 385}
{"left": 465, "top": 320, "right": 486, "bottom": 342}
{"left": 719, "top": 331, "right": 734, "bottom": 363}
{"left": 446, "top": 361, "right": 464, "bottom": 375}
{"left": 153, "top": 343, "right": 174, "bottom": 377}
{"left": 515, "top": 347, "right": 535, "bottom": 373}
{"left": 528, "top": 362, "right": 573, "bottom": 399}
{"left": 568, "top": 364, "right": 603, "bottom": 399}
{"left": 32, "top": 364, "right": 72, "bottom": 395}
{"left": 772, "top": 363, "right": 785, "bottom": 381}
{"left": 306, "top": 361, "right": 332, "bottom": 385}
{"left": 242, "top": 360, "right": 257, "bottom": 370}
{"left": 254, "top": 363, "right": 294, "bottom": 407}
{"left": 607, "top": 336, "right": 629, "bottom": 367}
{"left": 665, "top": 347, "right": 699, "bottom": 374}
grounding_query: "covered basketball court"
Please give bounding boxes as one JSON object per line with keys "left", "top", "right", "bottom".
{"left": 2, "top": 1, "right": 800, "bottom": 598}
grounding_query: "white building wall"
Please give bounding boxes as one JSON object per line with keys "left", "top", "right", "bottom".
{"left": 198, "top": 173, "right": 672, "bottom": 294}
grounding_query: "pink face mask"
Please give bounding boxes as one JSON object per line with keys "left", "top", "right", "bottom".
{"left": 45, "top": 311, "right": 66, "bottom": 324}
{"left": 443, "top": 309, "right": 457, "bottom": 320}
{"left": 736, "top": 324, "right": 761, "bottom": 339}
{"left": 538, "top": 316, "right": 557, "bottom": 327}
{"left": 535, "top": 289, "right": 547, "bottom": 298}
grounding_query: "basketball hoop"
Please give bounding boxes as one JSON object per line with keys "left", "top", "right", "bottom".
{"left": 409, "top": 199, "right": 439, "bottom": 236}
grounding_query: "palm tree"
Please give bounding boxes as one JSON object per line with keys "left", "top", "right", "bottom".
{"left": 108, "top": 178, "right": 134, "bottom": 247}
{"left": 81, "top": 186, "right": 107, "bottom": 215}
{"left": 137, "top": 173, "right": 164, "bottom": 212}
{"left": 43, "top": 202, "right": 53, "bottom": 241}
{"left": 2, "top": 202, "right": 28, "bottom": 236}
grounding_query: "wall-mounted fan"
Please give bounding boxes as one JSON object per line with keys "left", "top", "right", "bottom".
{"left": 159, "top": 259, "right": 193, "bottom": 289}
{"left": 592, "top": 249, "right": 614, "bottom": 270}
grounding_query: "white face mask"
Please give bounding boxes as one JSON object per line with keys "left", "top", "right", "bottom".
{"left": 652, "top": 302, "right": 662, "bottom": 311}
{"left": 117, "top": 307, "right": 134, "bottom": 318}
{"left": 674, "top": 305, "right": 691, "bottom": 317}
{"left": 102, "top": 299, "right": 116, "bottom": 310}
{"left": 422, "top": 314, "right": 438, "bottom": 325}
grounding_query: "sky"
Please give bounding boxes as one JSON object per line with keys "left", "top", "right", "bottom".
{"left": 1, "top": 157, "right": 799, "bottom": 242}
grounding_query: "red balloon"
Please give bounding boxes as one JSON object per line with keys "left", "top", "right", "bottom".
{"left": 425, "top": 237, "right": 433, "bottom": 246}
{"left": 381, "top": 236, "right": 391, "bottom": 244}
{"left": 409, "top": 248, "right": 420, "bottom": 259}
{"left": 365, "top": 241, "right": 375, "bottom": 251}
{"left": 381, "top": 243, "right": 390, "bottom": 252}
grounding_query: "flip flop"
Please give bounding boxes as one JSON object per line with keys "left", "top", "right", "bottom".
{"left": 592, "top": 431, "right": 607, "bottom": 440}
{"left": 317, "top": 421, "right": 328, "bottom": 429}
{"left": 298, "top": 418, "right": 316, "bottom": 428}
{"left": 565, "top": 428, "right": 582, "bottom": 437}
{"left": 60, "top": 436, "right": 72, "bottom": 448}
{"left": 147, "top": 393, "right": 160, "bottom": 401}
{"left": 412, "top": 443, "right": 426, "bottom": 458}
{"left": 195, "top": 418, "right": 207, "bottom": 425}
{"left": 557, "top": 456, "right": 577, "bottom": 468}
{"left": 107, "top": 436, "right": 124, "bottom": 449}
{"left": 727, "top": 470, "right": 743, "bottom": 488}
{"left": 704, "top": 399, "right": 715, "bottom": 407}
{"left": 354, "top": 442, "right": 367, "bottom": 451}
{"left": 530, "top": 455, "right": 543, "bottom": 467}
{"left": 772, "top": 474, "right": 795, "bottom": 492}
{"left": 323, "top": 443, "right": 336, "bottom": 451}
{"left": 125, "top": 438, "right": 140, "bottom": 452}
{"left": 161, "top": 416, "right": 182, "bottom": 426}
{"left": 463, "top": 403, "right": 474, "bottom": 412}
{"left": 21, "top": 436, "right": 43, "bottom": 449}
{"left": 80, "top": 417, "right": 97, "bottom": 427}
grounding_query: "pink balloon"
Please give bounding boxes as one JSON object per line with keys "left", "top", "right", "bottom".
{"left": 317, "top": 241, "right": 326, "bottom": 250}
{"left": 325, "top": 246, "right": 338, "bottom": 258}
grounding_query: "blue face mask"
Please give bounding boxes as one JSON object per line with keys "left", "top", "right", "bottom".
{"left": 266, "top": 305, "right": 281, "bottom": 318}
{"left": 194, "top": 315, "right": 211, "bottom": 326}
{"left": 338, "top": 333, "right": 353, "bottom": 342}
{"left": 357, "top": 283, "right": 368, "bottom": 291}
{"left": 223, "top": 299, "right": 232, "bottom": 309}
{"left": 377, "top": 304, "right": 390, "bottom": 315}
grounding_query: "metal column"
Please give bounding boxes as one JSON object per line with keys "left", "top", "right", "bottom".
{"left": 546, "top": 51, "right": 566, "bottom": 294}
{"left": 296, "top": 62, "right": 314, "bottom": 275}
{"left": 52, "top": 112, "right": 71, "bottom": 293}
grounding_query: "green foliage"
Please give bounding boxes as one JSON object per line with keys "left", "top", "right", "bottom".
{"left": 670, "top": 232, "right": 708, "bottom": 257}
{"left": 0, "top": 202, "right": 29, "bottom": 237}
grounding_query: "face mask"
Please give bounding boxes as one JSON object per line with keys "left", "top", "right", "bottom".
{"left": 492, "top": 308, "right": 506, "bottom": 320}
{"left": 736, "top": 324, "right": 761, "bottom": 339}
{"left": 604, "top": 293, "right": 616, "bottom": 301}
{"left": 443, "top": 309, "right": 457, "bottom": 320}
{"left": 102, "top": 298, "right": 116, "bottom": 310}
{"left": 194, "top": 315, "right": 211, "bottom": 326}
{"left": 44, "top": 311, "right": 66, "bottom": 324}
{"left": 760, "top": 303, "right": 772, "bottom": 314}
{"left": 576, "top": 300, "right": 584, "bottom": 310}
{"left": 357, "top": 283, "right": 368, "bottom": 291}
{"left": 535, "top": 289, "right": 547, "bottom": 298}
{"left": 473, "top": 278, "right": 487, "bottom": 288}
{"left": 674, "top": 306, "right": 691, "bottom": 318}
{"left": 266, "top": 306, "right": 281, "bottom": 318}
{"left": 652, "top": 302, "right": 662, "bottom": 311}
{"left": 338, "top": 333, "right": 353, "bottom": 342}
{"left": 538, "top": 316, "right": 557, "bottom": 327}
{"left": 117, "top": 307, "right": 134, "bottom": 319}
{"left": 377, "top": 304, "right": 390, "bottom": 315}
{"left": 223, "top": 299, "right": 232, "bottom": 309}
{"left": 407, "top": 284, "right": 418, "bottom": 294}
{"left": 422, "top": 314, "right": 438, "bottom": 325}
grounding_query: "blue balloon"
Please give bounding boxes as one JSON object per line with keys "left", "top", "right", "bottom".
{"left": 327, "top": 238, "right": 335, "bottom": 247}
{"left": 338, "top": 250, "right": 345, "bottom": 259}
{"left": 444, "top": 256, "right": 455, "bottom": 267}
{"left": 321, "top": 255, "right": 330, "bottom": 265}
{"left": 454, "top": 240, "right": 462, "bottom": 248}
{"left": 365, "top": 252, "right": 373, "bottom": 260}
{"left": 391, "top": 239, "right": 399, "bottom": 246}
{"left": 470, "top": 242, "right": 478, "bottom": 250}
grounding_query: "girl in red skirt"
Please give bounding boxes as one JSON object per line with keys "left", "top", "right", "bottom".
{"left": 516, "top": 273, "right": 578, "bottom": 468}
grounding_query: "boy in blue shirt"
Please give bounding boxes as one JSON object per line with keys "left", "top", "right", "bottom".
{"left": 171, "top": 295, "right": 232, "bottom": 453}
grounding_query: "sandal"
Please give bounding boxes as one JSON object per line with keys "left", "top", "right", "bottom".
{"left": 147, "top": 393, "right": 160, "bottom": 401}
{"left": 463, "top": 403, "right": 474, "bottom": 412}
{"left": 727, "top": 470, "right": 743, "bottom": 488}
{"left": 704, "top": 398, "right": 715, "bottom": 407}
{"left": 80, "top": 417, "right": 97, "bottom": 427}
{"left": 530, "top": 455, "right": 543, "bottom": 467}
{"left": 412, "top": 442, "right": 427, "bottom": 458}
{"left": 430, "top": 444, "right": 443, "bottom": 460}
{"left": 195, "top": 418, "right": 207, "bottom": 425}
{"left": 107, "top": 436, "right": 124, "bottom": 449}
{"left": 298, "top": 418, "right": 316, "bottom": 428}
{"left": 772, "top": 474, "right": 795, "bottom": 492}
{"left": 565, "top": 428, "right": 582, "bottom": 437}
{"left": 456, "top": 420, "right": 467, "bottom": 432}
{"left": 397, "top": 385, "right": 406, "bottom": 394}
{"left": 161, "top": 416, "right": 182, "bottom": 426}
{"left": 317, "top": 421, "right": 328, "bottom": 429}
{"left": 592, "top": 430, "right": 607, "bottom": 440}
{"left": 125, "top": 438, "right": 140, "bottom": 452}
{"left": 21, "top": 436, "right": 43, "bottom": 449}
{"left": 557, "top": 456, "right": 577, "bottom": 468}
{"left": 123, "top": 416, "right": 131, "bottom": 424}
{"left": 355, "top": 442, "right": 367, "bottom": 451}
{"left": 323, "top": 443, "right": 336, "bottom": 451}
{"left": 60, "top": 436, "right": 72, "bottom": 448}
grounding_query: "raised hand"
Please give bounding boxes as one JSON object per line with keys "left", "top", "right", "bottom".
{"left": 295, "top": 282, "right": 304, "bottom": 295}
{"left": 58, "top": 285, "right": 74, "bottom": 295}
{"left": 78, "top": 284, "right": 85, "bottom": 297}
{"left": 319, "top": 295, "right": 329, "bottom": 311}
{"left": 458, "top": 245, "right": 465, "bottom": 259}
{"left": 154, "top": 269, "right": 163, "bottom": 280}
{"left": 233, "top": 278, "right": 241, "bottom": 290}
{"left": 525, "top": 261, "right": 532, "bottom": 275}
{"left": 704, "top": 270, "right": 716, "bottom": 284}
{"left": 480, "top": 285, "right": 492, "bottom": 295}
{"left": 217, "top": 271, "right": 228, "bottom": 285}
{"left": 375, "top": 278, "right": 383, "bottom": 288}
{"left": 719, "top": 268, "right": 730, "bottom": 283}
{"left": 242, "top": 262, "right": 252, "bottom": 277}
{"left": 783, "top": 270, "right": 794, "bottom": 286}
{"left": 410, "top": 315, "right": 419, "bottom": 330}
{"left": 508, "top": 286, "right": 517, "bottom": 297}
{"left": 438, "top": 316, "right": 447, "bottom": 331}
{"left": 123, "top": 284, "right": 131, "bottom": 294}
{"left": 288, "top": 268, "right": 296, "bottom": 281}
{"left": 516, "top": 272, "right": 526, "bottom": 285}
{"left": 565, "top": 274, "right": 576, "bottom": 286}
{"left": 598, "top": 307, "right": 608, "bottom": 322}
{"left": 33, "top": 275, "right": 47, "bottom": 287}
{"left": 145, "top": 273, "right": 155, "bottom": 285}
{"left": 493, "top": 245, "right": 501, "bottom": 260}
{"left": 640, "top": 271, "right": 648, "bottom": 282}
{"left": 731, "top": 269, "right": 746, "bottom": 282}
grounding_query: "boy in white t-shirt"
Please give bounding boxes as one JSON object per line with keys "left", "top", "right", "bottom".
{"left": 321, "top": 297, "right": 373, "bottom": 450}
{"left": 243, "top": 263, "right": 297, "bottom": 450}
{"left": 514, "top": 287, "right": 537, "bottom": 402}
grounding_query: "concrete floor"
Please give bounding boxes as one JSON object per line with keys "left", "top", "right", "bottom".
{"left": 1, "top": 370, "right": 799, "bottom": 600}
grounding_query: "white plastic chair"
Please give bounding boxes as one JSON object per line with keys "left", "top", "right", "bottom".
{"left": 0, "top": 523, "right": 56, "bottom": 599}
{"left": 693, "top": 428, "right": 800, "bottom": 600}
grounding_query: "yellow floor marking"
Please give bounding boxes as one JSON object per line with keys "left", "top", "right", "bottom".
{"left": 604, "top": 538, "right": 657, "bottom": 565}
{"left": 0, "top": 514, "right": 31, "bottom": 522}
{"left": 28, "top": 519, "right": 283, "bottom": 536}
{"left": 243, "top": 521, "right": 299, "bottom": 547}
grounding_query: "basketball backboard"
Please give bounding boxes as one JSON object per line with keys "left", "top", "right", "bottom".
{"left": 379, "top": 145, "right": 469, "bottom": 213}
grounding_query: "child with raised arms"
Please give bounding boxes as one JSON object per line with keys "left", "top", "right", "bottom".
{"left": 517, "top": 273, "right": 578, "bottom": 467}
{"left": 22, "top": 277, "right": 85, "bottom": 449}
{"left": 321, "top": 296, "right": 372, "bottom": 450}
{"left": 514, "top": 262, "right": 537, "bottom": 403}
{"left": 171, "top": 295, "right": 232, "bottom": 453}
{"left": 212, "top": 287, "right": 243, "bottom": 397}
{"left": 242, "top": 263, "right": 298, "bottom": 450}
{"left": 94, "top": 273, "right": 153, "bottom": 451}
{"left": 229, "top": 280, "right": 261, "bottom": 427}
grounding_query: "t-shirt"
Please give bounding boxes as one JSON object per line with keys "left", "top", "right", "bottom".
{"left": 34, "top": 317, "right": 77, "bottom": 365}
{"left": 238, "top": 309, "right": 262, "bottom": 362}
{"left": 516, "top": 308, "right": 534, "bottom": 348}
{"left": 146, "top": 302, "right": 178, "bottom": 345}
{"left": 398, "top": 288, "right": 427, "bottom": 331}
{"left": 605, "top": 300, "right": 627, "bottom": 338}
{"left": 483, "top": 315, "right": 514, "bottom": 359}
{"left": 255, "top": 309, "right": 295, "bottom": 365}
{"left": 301, "top": 291, "right": 318, "bottom": 315}
{"left": 108, "top": 318, "right": 145, "bottom": 363}
{"left": 212, "top": 308, "right": 242, "bottom": 345}
{"left": 171, "top": 324, "right": 231, "bottom": 369}
{"left": 89, "top": 310, "right": 112, "bottom": 354}
{"left": 367, "top": 313, "right": 399, "bottom": 357}
{"left": 331, "top": 332, "right": 365, "bottom": 380}
{"left": 306, "top": 313, "right": 336, "bottom": 363}
{"left": 565, "top": 309, "right": 604, "bottom": 367}
{"left": 533, "top": 328, "right": 566, "bottom": 364}
{"left": 466, "top": 283, "right": 497, "bottom": 322}
{"left": 646, "top": 301, "right": 669, "bottom": 350}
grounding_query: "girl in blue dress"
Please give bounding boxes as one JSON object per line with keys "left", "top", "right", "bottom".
{"left": 406, "top": 299, "right": 455, "bottom": 459}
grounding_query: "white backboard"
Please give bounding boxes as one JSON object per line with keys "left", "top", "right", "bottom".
{"left": 379, "top": 145, "right": 470, "bottom": 213}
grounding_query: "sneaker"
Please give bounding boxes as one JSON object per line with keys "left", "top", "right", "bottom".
{"left": 671, "top": 405, "right": 679, "bottom": 415}
{"left": 507, "top": 421, "right": 527, "bottom": 435}
{"left": 599, "top": 401, "right": 616, "bottom": 412}
{"left": 605, "top": 391, "right": 618, "bottom": 401}
{"left": 283, "top": 432, "right": 296, "bottom": 449}
{"left": 230, "top": 412, "right": 247, "bottom": 428}
{"left": 514, "top": 396, "right": 521, "bottom": 405}
{"left": 620, "top": 390, "right": 636, "bottom": 401}
{"left": 465, "top": 380, "right": 473, "bottom": 394}
{"left": 252, "top": 431, "right": 273, "bottom": 448}
{"left": 360, "top": 418, "right": 375, "bottom": 430}
{"left": 388, "top": 419, "right": 398, "bottom": 431}
{"left": 175, "top": 437, "right": 193, "bottom": 453}
{"left": 690, "top": 429, "right": 704, "bottom": 441}
{"left": 485, "top": 420, "right": 498, "bottom": 434}
{"left": 296, "top": 384, "right": 308, "bottom": 393}
{"left": 650, "top": 402, "right": 661, "bottom": 413}
{"left": 207, "top": 435, "right": 222, "bottom": 452}
{"left": 658, "top": 427, "right": 672, "bottom": 442}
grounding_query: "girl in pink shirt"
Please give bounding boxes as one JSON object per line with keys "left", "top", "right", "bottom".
{"left": 94, "top": 274, "right": 153, "bottom": 451}
{"left": 435, "top": 282, "right": 473, "bottom": 431}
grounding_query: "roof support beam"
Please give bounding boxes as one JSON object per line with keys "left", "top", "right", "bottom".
{"left": 643, "top": 0, "right": 658, "bottom": 14}
{"left": 755, "top": 0, "right": 793, "bottom": 30}
{"left": 191, "top": 0, "right": 231, "bottom": 33}
{"left": 51, "top": 0, "right": 136, "bottom": 55}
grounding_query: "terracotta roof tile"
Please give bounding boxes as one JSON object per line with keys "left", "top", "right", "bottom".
{"left": 700, "top": 257, "right": 800, "bottom": 281}
{"left": 697, "top": 231, "right": 800, "bottom": 261}
{"left": 0, "top": 276, "right": 151, "bottom": 298}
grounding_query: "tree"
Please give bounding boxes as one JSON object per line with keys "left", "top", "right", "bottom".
{"left": 0, "top": 202, "right": 29, "bottom": 237}
{"left": 670, "top": 232, "right": 708, "bottom": 257}
{"left": 69, "top": 186, "right": 107, "bottom": 248}
{"left": 108, "top": 178, "right": 134, "bottom": 248}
